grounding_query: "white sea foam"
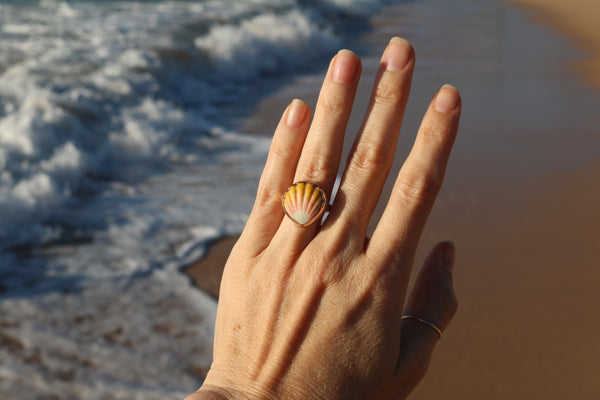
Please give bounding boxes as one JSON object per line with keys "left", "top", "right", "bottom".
{"left": 195, "top": 9, "right": 338, "bottom": 79}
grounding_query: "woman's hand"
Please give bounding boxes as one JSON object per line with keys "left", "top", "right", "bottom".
{"left": 187, "top": 37, "right": 461, "bottom": 400}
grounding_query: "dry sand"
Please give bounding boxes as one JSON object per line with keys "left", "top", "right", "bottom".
{"left": 510, "top": 0, "right": 600, "bottom": 88}
{"left": 184, "top": 1, "right": 600, "bottom": 398}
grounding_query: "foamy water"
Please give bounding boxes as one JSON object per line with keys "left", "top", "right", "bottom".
{"left": 0, "top": 0, "right": 396, "bottom": 398}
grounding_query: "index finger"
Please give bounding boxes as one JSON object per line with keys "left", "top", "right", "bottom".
{"left": 367, "top": 84, "right": 461, "bottom": 276}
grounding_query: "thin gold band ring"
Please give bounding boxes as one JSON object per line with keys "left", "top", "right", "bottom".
{"left": 401, "top": 315, "right": 443, "bottom": 338}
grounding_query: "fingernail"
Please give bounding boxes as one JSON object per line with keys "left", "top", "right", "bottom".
{"left": 434, "top": 84, "right": 460, "bottom": 113}
{"left": 382, "top": 37, "right": 412, "bottom": 71}
{"left": 332, "top": 49, "right": 358, "bottom": 84}
{"left": 285, "top": 99, "right": 308, "bottom": 128}
{"left": 442, "top": 241, "right": 455, "bottom": 273}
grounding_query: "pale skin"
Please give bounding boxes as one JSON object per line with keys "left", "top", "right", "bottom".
{"left": 186, "top": 37, "right": 461, "bottom": 400}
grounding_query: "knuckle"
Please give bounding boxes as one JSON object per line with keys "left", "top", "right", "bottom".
{"left": 446, "top": 286, "right": 458, "bottom": 318}
{"left": 416, "top": 123, "right": 448, "bottom": 148}
{"left": 348, "top": 141, "right": 390, "bottom": 174}
{"left": 317, "top": 263, "right": 345, "bottom": 286}
{"left": 304, "top": 242, "right": 347, "bottom": 285}
{"left": 270, "top": 141, "right": 295, "bottom": 160}
{"left": 300, "top": 155, "right": 334, "bottom": 183}
{"left": 372, "top": 78, "right": 404, "bottom": 108}
{"left": 396, "top": 170, "right": 440, "bottom": 204}
{"left": 254, "top": 186, "right": 283, "bottom": 211}
{"left": 318, "top": 95, "right": 347, "bottom": 120}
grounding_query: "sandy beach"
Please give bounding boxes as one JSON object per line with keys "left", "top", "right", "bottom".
{"left": 510, "top": 0, "right": 600, "bottom": 88}
{"left": 184, "top": 1, "right": 600, "bottom": 398}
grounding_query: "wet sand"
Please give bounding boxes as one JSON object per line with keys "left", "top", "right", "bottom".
{"left": 184, "top": 1, "right": 600, "bottom": 398}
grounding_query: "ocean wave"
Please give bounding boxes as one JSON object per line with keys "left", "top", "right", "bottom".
{"left": 0, "top": 0, "right": 392, "bottom": 251}
{"left": 194, "top": 9, "right": 339, "bottom": 80}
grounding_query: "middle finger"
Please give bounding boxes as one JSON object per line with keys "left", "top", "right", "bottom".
{"left": 328, "top": 37, "right": 415, "bottom": 238}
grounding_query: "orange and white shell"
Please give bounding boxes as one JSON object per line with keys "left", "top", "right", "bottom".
{"left": 282, "top": 182, "right": 327, "bottom": 227}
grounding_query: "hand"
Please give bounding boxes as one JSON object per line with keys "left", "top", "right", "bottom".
{"left": 187, "top": 37, "right": 461, "bottom": 400}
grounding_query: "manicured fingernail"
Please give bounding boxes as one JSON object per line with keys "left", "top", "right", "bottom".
{"left": 435, "top": 84, "right": 460, "bottom": 113}
{"left": 382, "top": 37, "right": 411, "bottom": 71}
{"left": 332, "top": 49, "right": 358, "bottom": 84}
{"left": 286, "top": 99, "right": 308, "bottom": 128}
{"left": 442, "top": 241, "right": 455, "bottom": 273}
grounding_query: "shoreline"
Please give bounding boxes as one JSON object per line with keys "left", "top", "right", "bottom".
{"left": 183, "top": 235, "right": 238, "bottom": 299}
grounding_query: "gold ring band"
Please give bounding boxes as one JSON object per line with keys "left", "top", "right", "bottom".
{"left": 401, "top": 315, "right": 443, "bottom": 338}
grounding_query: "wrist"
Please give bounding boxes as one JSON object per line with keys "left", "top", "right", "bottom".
{"left": 185, "top": 386, "right": 232, "bottom": 400}
{"left": 186, "top": 384, "right": 271, "bottom": 400}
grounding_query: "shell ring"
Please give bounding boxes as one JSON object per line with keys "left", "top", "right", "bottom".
{"left": 282, "top": 181, "right": 329, "bottom": 227}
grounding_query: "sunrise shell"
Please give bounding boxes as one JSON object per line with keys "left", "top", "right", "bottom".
{"left": 282, "top": 181, "right": 327, "bottom": 227}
